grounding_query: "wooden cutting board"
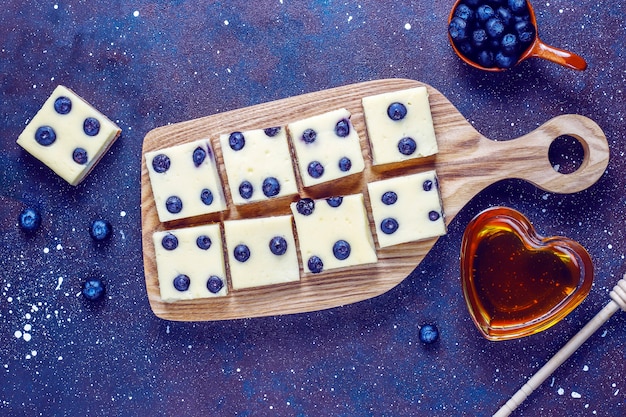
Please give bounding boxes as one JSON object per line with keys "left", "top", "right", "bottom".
{"left": 140, "top": 78, "right": 609, "bottom": 322}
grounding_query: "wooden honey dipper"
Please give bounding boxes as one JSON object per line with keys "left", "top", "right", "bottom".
{"left": 493, "top": 275, "right": 626, "bottom": 416}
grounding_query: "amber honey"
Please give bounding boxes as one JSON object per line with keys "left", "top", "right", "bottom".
{"left": 460, "top": 207, "right": 594, "bottom": 341}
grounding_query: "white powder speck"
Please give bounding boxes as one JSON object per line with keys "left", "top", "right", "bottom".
{"left": 7, "top": 297, "right": 12, "bottom": 303}
{"left": 54, "top": 4, "right": 58, "bottom": 9}
{"left": 24, "top": 324, "right": 32, "bottom": 332}
{"left": 583, "top": 365, "right": 589, "bottom": 371}
{"left": 558, "top": 388, "right": 565, "bottom": 395}
{"left": 14, "top": 330, "right": 22, "bottom": 339}
{"left": 120, "top": 211, "right": 127, "bottom": 217}
{"left": 224, "top": 20, "right": 229, "bottom": 25}
{"left": 31, "top": 350, "right": 37, "bottom": 357}
{"left": 133, "top": 10, "right": 139, "bottom": 17}
{"left": 55, "top": 277, "right": 63, "bottom": 291}
{"left": 58, "top": 356, "right": 63, "bottom": 361}
{"left": 572, "top": 391, "right": 582, "bottom": 399}
{"left": 404, "top": 23, "right": 411, "bottom": 30}
{"left": 56, "top": 244, "right": 63, "bottom": 250}
{"left": 23, "top": 333, "right": 32, "bottom": 342}
{"left": 25, "top": 313, "right": 31, "bottom": 320}
{"left": 608, "top": 244, "right": 613, "bottom": 249}
{"left": 43, "top": 247, "right": 50, "bottom": 254}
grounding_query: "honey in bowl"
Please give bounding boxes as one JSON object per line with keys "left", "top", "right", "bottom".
{"left": 460, "top": 207, "right": 593, "bottom": 341}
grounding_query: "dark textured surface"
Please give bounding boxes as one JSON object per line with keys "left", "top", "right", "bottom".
{"left": 1, "top": 1, "right": 625, "bottom": 416}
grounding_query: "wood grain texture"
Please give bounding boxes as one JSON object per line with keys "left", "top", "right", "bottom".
{"left": 140, "top": 78, "right": 609, "bottom": 322}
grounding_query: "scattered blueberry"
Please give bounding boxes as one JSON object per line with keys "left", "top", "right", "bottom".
{"left": 152, "top": 154, "right": 171, "bottom": 173}
{"left": 387, "top": 102, "right": 407, "bottom": 121}
{"left": 193, "top": 146, "right": 206, "bottom": 167}
{"left": 35, "top": 126, "right": 56, "bottom": 146}
{"left": 89, "top": 219, "right": 112, "bottom": 241}
{"left": 381, "top": 218, "right": 399, "bottom": 235}
{"left": 429, "top": 211, "right": 441, "bottom": 221}
{"left": 239, "top": 180, "right": 254, "bottom": 200}
{"left": 196, "top": 235, "right": 212, "bottom": 250}
{"left": 18, "top": 207, "right": 41, "bottom": 232}
{"left": 83, "top": 117, "right": 100, "bottom": 136}
{"left": 166, "top": 196, "right": 183, "bottom": 214}
{"left": 207, "top": 276, "right": 224, "bottom": 294}
{"left": 200, "top": 188, "right": 214, "bottom": 206}
{"left": 296, "top": 198, "right": 315, "bottom": 216}
{"left": 307, "top": 161, "right": 324, "bottom": 179}
{"left": 173, "top": 274, "right": 190, "bottom": 292}
{"left": 338, "top": 157, "right": 352, "bottom": 172}
{"left": 307, "top": 256, "right": 324, "bottom": 273}
{"left": 54, "top": 96, "right": 72, "bottom": 114}
{"left": 269, "top": 236, "right": 288, "bottom": 256}
{"left": 82, "top": 277, "right": 106, "bottom": 301}
{"left": 161, "top": 233, "right": 178, "bottom": 250}
{"left": 423, "top": 179, "right": 434, "bottom": 192}
{"left": 262, "top": 177, "right": 281, "bottom": 197}
{"left": 335, "top": 119, "right": 350, "bottom": 137}
{"left": 326, "top": 196, "right": 343, "bottom": 207}
{"left": 229, "top": 131, "right": 245, "bottom": 151}
{"left": 381, "top": 191, "right": 398, "bottom": 205}
{"left": 397, "top": 137, "right": 417, "bottom": 156}
{"left": 419, "top": 324, "right": 440, "bottom": 344}
{"left": 72, "top": 147, "right": 88, "bottom": 165}
{"left": 264, "top": 126, "right": 281, "bottom": 137}
{"left": 332, "top": 240, "right": 351, "bottom": 261}
{"left": 301, "top": 128, "right": 317, "bottom": 144}
{"left": 233, "top": 244, "right": 251, "bottom": 262}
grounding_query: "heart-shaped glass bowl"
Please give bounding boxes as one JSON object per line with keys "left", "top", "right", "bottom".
{"left": 460, "top": 207, "right": 593, "bottom": 341}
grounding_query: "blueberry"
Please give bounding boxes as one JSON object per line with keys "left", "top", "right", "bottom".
{"left": 486, "top": 17, "right": 505, "bottom": 39}
{"left": 296, "top": 198, "right": 315, "bottom": 216}
{"left": 269, "top": 236, "right": 288, "bottom": 256}
{"left": 233, "top": 244, "right": 250, "bottom": 262}
{"left": 456, "top": 40, "right": 474, "bottom": 58}
{"left": 496, "top": 6, "right": 514, "bottom": 26}
{"left": 82, "top": 277, "right": 106, "bottom": 301}
{"left": 332, "top": 240, "right": 351, "bottom": 261}
{"left": 465, "top": 0, "right": 480, "bottom": 6}
{"left": 207, "top": 275, "right": 224, "bottom": 294}
{"left": 381, "top": 218, "right": 399, "bottom": 235}
{"left": 229, "top": 132, "right": 245, "bottom": 151}
{"left": 476, "top": 50, "right": 494, "bottom": 68}
{"left": 495, "top": 51, "right": 516, "bottom": 68}
{"left": 381, "top": 191, "right": 397, "bottom": 205}
{"left": 89, "top": 219, "right": 112, "bottom": 241}
{"left": 262, "top": 177, "right": 281, "bottom": 197}
{"left": 173, "top": 274, "right": 190, "bottom": 292}
{"left": 501, "top": 33, "right": 519, "bottom": 54}
{"left": 326, "top": 196, "right": 343, "bottom": 207}
{"left": 515, "top": 20, "right": 535, "bottom": 44}
{"left": 476, "top": 5, "right": 495, "bottom": 22}
{"left": 239, "top": 180, "right": 253, "bottom": 200}
{"left": 18, "top": 207, "right": 41, "bottom": 232}
{"left": 54, "top": 96, "right": 72, "bottom": 114}
{"left": 429, "top": 211, "right": 441, "bottom": 222}
{"left": 397, "top": 137, "right": 417, "bottom": 156}
{"left": 453, "top": 4, "right": 474, "bottom": 22}
{"left": 423, "top": 179, "right": 434, "bottom": 192}
{"left": 508, "top": 0, "right": 528, "bottom": 15}
{"left": 301, "top": 128, "right": 317, "bottom": 144}
{"left": 387, "top": 102, "right": 407, "bottom": 121}
{"left": 166, "top": 196, "right": 183, "bottom": 213}
{"left": 83, "top": 117, "right": 100, "bottom": 136}
{"left": 335, "top": 119, "right": 350, "bottom": 137}
{"left": 264, "top": 126, "right": 281, "bottom": 137}
{"left": 151, "top": 154, "right": 171, "bottom": 173}
{"left": 35, "top": 126, "right": 56, "bottom": 146}
{"left": 196, "top": 235, "right": 212, "bottom": 250}
{"left": 307, "top": 161, "right": 324, "bottom": 179}
{"left": 338, "top": 157, "right": 352, "bottom": 172}
{"left": 448, "top": 17, "right": 469, "bottom": 42}
{"left": 472, "top": 29, "right": 488, "bottom": 48}
{"left": 307, "top": 256, "right": 324, "bottom": 273}
{"left": 200, "top": 188, "right": 214, "bottom": 205}
{"left": 419, "top": 324, "right": 439, "bottom": 344}
{"left": 161, "top": 233, "right": 178, "bottom": 250}
{"left": 193, "top": 146, "right": 206, "bottom": 167}
{"left": 72, "top": 147, "right": 88, "bottom": 165}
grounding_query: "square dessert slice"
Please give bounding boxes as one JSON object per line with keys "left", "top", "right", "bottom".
{"left": 290, "top": 193, "right": 377, "bottom": 274}
{"left": 223, "top": 215, "right": 300, "bottom": 290}
{"left": 367, "top": 170, "right": 446, "bottom": 248}
{"left": 145, "top": 139, "right": 226, "bottom": 222}
{"left": 287, "top": 108, "right": 365, "bottom": 187}
{"left": 16, "top": 85, "right": 121, "bottom": 186}
{"left": 362, "top": 86, "right": 438, "bottom": 166}
{"left": 153, "top": 224, "right": 227, "bottom": 302}
{"left": 219, "top": 126, "right": 298, "bottom": 205}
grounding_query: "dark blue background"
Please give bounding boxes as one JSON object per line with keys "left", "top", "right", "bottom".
{"left": 1, "top": 1, "right": 625, "bottom": 416}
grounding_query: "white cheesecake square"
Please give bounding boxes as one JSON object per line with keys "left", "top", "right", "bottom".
{"left": 153, "top": 224, "right": 227, "bottom": 302}
{"left": 16, "top": 85, "right": 121, "bottom": 186}
{"left": 362, "top": 86, "right": 438, "bottom": 166}
{"left": 145, "top": 139, "right": 226, "bottom": 222}
{"left": 223, "top": 215, "right": 300, "bottom": 290}
{"left": 219, "top": 126, "right": 298, "bottom": 205}
{"left": 367, "top": 170, "right": 446, "bottom": 248}
{"left": 290, "top": 194, "right": 377, "bottom": 274}
{"left": 287, "top": 108, "right": 365, "bottom": 187}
